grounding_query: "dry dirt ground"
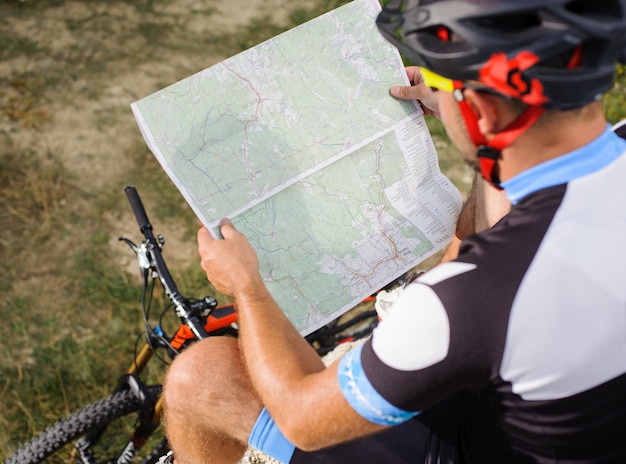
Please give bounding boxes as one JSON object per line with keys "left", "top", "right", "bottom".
{"left": 0, "top": 1, "right": 325, "bottom": 462}
{"left": 2, "top": 0, "right": 319, "bottom": 272}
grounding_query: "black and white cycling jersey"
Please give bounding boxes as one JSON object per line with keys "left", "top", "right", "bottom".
{"left": 339, "top": 126, "right": 626, "bottom": 463}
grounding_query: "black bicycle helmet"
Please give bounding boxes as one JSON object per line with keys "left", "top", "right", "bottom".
{"left": 377, "top": 0, "right": 626, "bottom": 109}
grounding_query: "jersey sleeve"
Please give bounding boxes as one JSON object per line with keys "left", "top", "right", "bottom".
{"left": 338, "top": 262, "right": 491, "bottom": 420}
{"left": 337, "top": 281, "right": 455, "bottom": 423}
{"left": 337, "top": 343, "right": 419, "bottom": 425}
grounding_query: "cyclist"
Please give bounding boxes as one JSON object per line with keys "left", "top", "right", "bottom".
{"left": 164, "top": 1, "right": 626, "bottom": 463}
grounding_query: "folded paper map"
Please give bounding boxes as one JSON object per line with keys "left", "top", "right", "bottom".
{"left": 131, "top": 0, "right": 462, "bottom": 335}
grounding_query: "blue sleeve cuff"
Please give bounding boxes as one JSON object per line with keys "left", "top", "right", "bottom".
{"left": 337, "top": 344, "right": 419, "bottom": 426}
{"left": 248, "top": 407, "right": 295, "bottom": 463}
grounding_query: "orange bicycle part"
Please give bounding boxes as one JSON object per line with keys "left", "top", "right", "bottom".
{"left": 169, "top": 305, "right": 238, "bottom": 351}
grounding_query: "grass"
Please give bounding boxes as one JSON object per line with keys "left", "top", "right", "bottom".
{"left": 0, "top": 0, "right": 353, "bottom": 460}
{"left": 1, "top": 0, "right": 625, "bottom": 460}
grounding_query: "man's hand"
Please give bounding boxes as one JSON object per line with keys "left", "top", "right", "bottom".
{"left": 198, "top": 218, "right": 263, "bottom": 297}
{"left": 390, "top": 66, "right": 441, "bottom": 119}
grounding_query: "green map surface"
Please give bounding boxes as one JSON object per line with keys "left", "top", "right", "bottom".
{"left": 132, "top": 0, "right": 462, "bottom": 334}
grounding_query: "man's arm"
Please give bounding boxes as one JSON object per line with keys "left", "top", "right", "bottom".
{"left": 197, "top": 222, "right": 387, "bottom": 451}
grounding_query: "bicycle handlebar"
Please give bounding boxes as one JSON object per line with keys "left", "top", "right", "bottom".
{"left": 124, "top": 185, "right": 151, "bottom": 233}
{"left": 124, "top": 185, "right": 209, "bottom": 340}
{"left": 122, "top": 185, "right": 378, "bottom": 351}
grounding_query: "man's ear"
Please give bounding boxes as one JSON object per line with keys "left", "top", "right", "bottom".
{"left": 463, "top": 89, "right": 504, "bottom": 137}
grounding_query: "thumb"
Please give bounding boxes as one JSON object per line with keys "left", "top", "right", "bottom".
{"left": 389, "top": 85, "right": 414, "bottom": 100}
{"left": 218, "top": 217, "right": 238, "bottom": 239}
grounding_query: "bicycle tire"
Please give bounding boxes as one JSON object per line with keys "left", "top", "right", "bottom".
{"left": 5, "top": 385, "right": 162, "bottom": 464}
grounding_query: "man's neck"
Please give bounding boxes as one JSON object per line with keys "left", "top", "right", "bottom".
{"left": 499, "top": 102, "right": 607, "bottom": 182}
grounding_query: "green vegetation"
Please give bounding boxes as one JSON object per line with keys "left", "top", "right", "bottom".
{"left": 0, "top": 0, "right": 624, "bottom": 461}
{"left": 604, "top": 63, "right": 626, "bottom": 125}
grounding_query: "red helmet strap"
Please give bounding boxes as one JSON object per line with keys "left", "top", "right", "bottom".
{"left": 488, "top": 105, "right": 545, "bottom": 151}
{"left": 456, "top": 96, "right": 545, "bottom": 188}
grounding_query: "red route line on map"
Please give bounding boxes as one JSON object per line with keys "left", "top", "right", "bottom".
{"left": 363, "top": 139, "right": 401, "bottom": 281}
{"left": 220, "top": 62, "right": 268, "bottom": 198}
{"left": 374, "top": 139, "right": 399, "bottom": 260}
{"left": 322, "top": 140, "right": 402, "bottom": 288}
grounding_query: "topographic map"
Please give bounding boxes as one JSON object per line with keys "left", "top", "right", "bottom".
{"left": 132, "top": 0, "right": 462, "bottom": 334}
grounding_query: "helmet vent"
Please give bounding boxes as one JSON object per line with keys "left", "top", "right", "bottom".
{"left": 470, "top": 12, "right": 542, "bottom": 34}
{"left": 564, "top": 0, "right": 623, "bottom": 19}
{"left": 418, "top": 26, "right": 474, "bottom": 53}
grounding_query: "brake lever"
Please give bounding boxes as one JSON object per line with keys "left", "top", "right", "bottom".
{"left": 119, "top": 237, "right": 153, "bottom": 281}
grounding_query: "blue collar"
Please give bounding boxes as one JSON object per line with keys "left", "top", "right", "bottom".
{"left": 501, "top": 125, "right": 626, "bottom": 204}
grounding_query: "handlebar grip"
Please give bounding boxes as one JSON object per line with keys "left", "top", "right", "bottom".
{"left": 124, "top": 186, "right": 152, "bottom": 232}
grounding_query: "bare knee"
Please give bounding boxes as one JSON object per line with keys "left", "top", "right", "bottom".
{"left": 163, "top": 336, "right": 235, "bottom": 404}
{"left": 163, "top": 336, "right": 263, "bottom": 446}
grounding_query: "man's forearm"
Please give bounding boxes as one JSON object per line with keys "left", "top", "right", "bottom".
{"left": 196, "top": 223, "right": 385, "bottom": 450}
{"left": 234, "top": 279, "right": 326, "bottom": 416}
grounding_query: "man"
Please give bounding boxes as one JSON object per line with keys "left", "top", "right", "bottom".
{"left": 163, "top": 1, "right": 626, "bottom": 462}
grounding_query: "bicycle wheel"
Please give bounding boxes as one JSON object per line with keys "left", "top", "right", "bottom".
{"left": 5, "top": 385, "right": 162, "bottom": 464}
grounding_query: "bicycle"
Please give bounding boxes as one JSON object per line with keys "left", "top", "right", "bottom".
{"left": 5, "top": 186, "right": 380, "bottom": 464}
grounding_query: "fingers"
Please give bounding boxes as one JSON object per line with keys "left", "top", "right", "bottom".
{"left": 390, "top": 66, "right": 426, "bottom": 101}
{"left": 390, "top": 66, "right": 441, "bottom": 119}
{"left": 404, "top": 66, "right": 423, "bottom": 86}
{"left": 196, "top": 218, "right": 261, "bottom": 297}
{"left": 197, "top": 225, "right": 214, "bottom": 243}
{"left": 197, "top": 226, "right": 215, "bottom": 262}
{"left": 389, "top": 83, "right": 437, "bottom": 118}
